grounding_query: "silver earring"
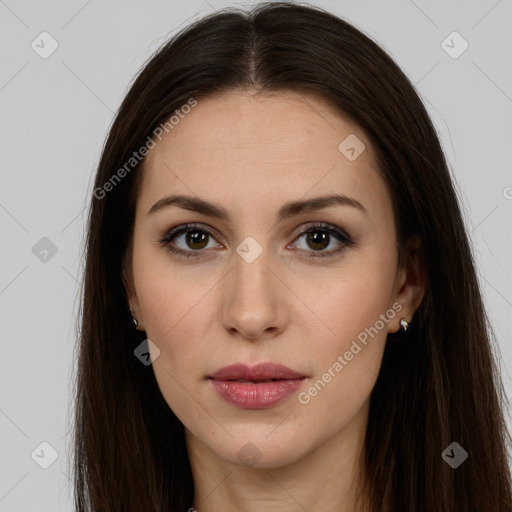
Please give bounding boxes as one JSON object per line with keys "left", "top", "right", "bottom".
{"left": 399, "top": 318, "right": 409, "bottom": 332}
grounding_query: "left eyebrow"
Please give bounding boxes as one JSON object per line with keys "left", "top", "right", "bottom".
{"left": 147, "top": 193, "right": 367, "bottom": 221}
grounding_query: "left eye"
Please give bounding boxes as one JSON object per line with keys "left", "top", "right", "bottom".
{"left": 293, "top": 228, "right": 342, "bottom": 253}
{"left": 159, "top": 222, "right": 353, "bottom": 259}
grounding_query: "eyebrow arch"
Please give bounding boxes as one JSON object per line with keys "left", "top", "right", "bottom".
{"left": 147, "top": 193, "right": 366, "bottom": 221}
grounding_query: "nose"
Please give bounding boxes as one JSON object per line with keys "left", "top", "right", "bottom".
{"left": 221, "top": 250, "right": 289, "bottom": 342}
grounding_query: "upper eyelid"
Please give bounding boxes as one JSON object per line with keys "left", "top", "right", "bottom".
{"left": 164, "top": 223, "right": 223, "bottom": 243}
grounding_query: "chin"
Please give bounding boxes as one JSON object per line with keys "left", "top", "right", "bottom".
{"left": 208, "top": 430, "right": 309, "bottom": 469}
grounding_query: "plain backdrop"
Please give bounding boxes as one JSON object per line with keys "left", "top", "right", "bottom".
{"left": 0, "top": 0, "right": 511, "bottom": 510}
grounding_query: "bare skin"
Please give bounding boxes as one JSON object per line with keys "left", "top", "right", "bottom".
{"left": 123, "top": 89, "right": 425, "bottom": 512}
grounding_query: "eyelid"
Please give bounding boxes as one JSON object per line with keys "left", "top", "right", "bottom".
{"left": 289, "top": 221, "right": 352, "bottom": 242}
{"left": 160, "top": 222, "right": 224, "bottom": 245}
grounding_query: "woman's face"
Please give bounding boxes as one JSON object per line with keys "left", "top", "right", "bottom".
{"left": 124, "top": 90, "right": 417, "bottom": 469}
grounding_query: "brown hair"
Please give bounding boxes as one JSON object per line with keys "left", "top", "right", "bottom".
{"left": 73, "top": 2, "right": 512, "bottom": 510}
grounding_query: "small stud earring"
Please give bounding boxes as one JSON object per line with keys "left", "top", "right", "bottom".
{"left": 399, "top": 318, "right": 409, "bottom": 332}
{"left": 129, "top": 308, "right": 146, "bottom": 332}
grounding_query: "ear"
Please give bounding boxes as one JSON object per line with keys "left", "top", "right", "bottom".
{"left": 388, "top": 234, "right": 426, "bottom": 334}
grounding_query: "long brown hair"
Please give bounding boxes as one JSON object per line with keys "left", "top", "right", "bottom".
{"left": 73, "top": 2, "right": 512, "bottom": 510}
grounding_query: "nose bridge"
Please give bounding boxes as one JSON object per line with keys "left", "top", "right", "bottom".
{"left": 222, "top": 240, "right": 286, "bottom": 339}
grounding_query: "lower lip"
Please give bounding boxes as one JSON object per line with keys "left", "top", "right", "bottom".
{"left": 209, "top": 378, "right": 305, "bottom": 409}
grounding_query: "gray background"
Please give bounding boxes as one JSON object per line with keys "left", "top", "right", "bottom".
{"left": 0, "top": 0, "right": 511, "bottom": 510}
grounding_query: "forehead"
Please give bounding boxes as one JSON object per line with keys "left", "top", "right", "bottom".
{"left": 139, "top": 90, "right": 389, "bottom": 220}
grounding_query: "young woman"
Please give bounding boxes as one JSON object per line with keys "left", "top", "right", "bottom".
{"left": 73, "top": 2, "right": 512, "bottom": 511}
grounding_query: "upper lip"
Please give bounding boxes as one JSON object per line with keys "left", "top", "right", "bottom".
{"left": 209, "top": 362, "right": 306, "bottom": 381}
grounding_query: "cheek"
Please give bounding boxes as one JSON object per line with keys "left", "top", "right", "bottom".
{"left": 136, "top": 273, "right": 212, "bottom": 417}
{"left": 312, "top": 264, "right": 394, "bottom": 346}
{"left": 133, "top": 241, "right": 209, "bottom": 343}
{"left": 138, "top": 279, "right": 208, "bottom": 361}
{"left": 300, "top": 258, "right": 396, "bottom": 399}
{"left": 133, "top": 249, "right": 222, "bottom": 391}
{"left": 295, "top": 295, "right": 390, "bottom": 430}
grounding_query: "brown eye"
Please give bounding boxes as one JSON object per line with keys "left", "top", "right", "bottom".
{"left": 159, "top": 223, "right": 221, "bottom": 259}
{"left": 304, "top": 230, "right": 331, "bottom": 251}
{"left": 184, "top": 229, "right": 209, "bottom": 250}
{"left": 292, "top": 222, "right": 353, "bottom": 259}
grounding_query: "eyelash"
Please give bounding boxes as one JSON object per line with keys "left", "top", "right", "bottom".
{"left": 158, "top": 222, "right": 354, "bottom": 260}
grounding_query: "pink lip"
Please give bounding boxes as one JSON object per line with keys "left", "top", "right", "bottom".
{"left": 208, "top": 363, "right": 306, "bottom": 409}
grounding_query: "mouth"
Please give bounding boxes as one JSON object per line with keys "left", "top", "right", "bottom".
{"left": 208, "top": 362, "right": 307, "bottom": 409}
{"left": 224, "top": 378, "right": 297, "bottom": 383}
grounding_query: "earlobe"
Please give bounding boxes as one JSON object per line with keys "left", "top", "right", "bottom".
{"left": 129, "top": 306, "right": 146, "bottom": 332}
{"left": 125, "top": 284, "right": 145, "bottom": 332}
